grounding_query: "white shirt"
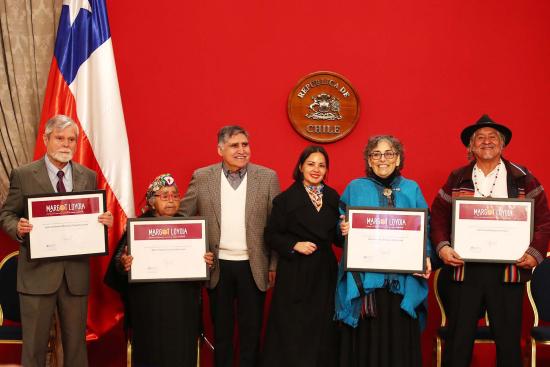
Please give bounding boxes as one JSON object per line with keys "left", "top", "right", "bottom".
{"left": 472, "top": 159, "right": 508, "bottom": 198}
{"left": 44, "top": 155, "right": 73, "bottom": 192}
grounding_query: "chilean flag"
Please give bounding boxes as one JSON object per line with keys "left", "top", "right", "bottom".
{"left": 34, "top": 0, "right": 135, "bottom": 339}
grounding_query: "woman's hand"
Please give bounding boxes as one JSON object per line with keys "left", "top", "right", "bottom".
{"left": 414, "top": 257, "right": 432, "bottom": 279}
{"left": 339, "top": 215, "right": 349, "bottom": 236}
{"left": 98, "top": 211, "right": 114, "bottom": 228}
{"left": 268, "top": 271, "right": 276, "bottom": 288}
{"left": 293, "top": 241, "right": 317, "bottom": 255}
{"left": 204, "top": 252, "right": 215, "bottom": 269}
{"left": 120, "top": 246, "right": 133, "bottom": 272}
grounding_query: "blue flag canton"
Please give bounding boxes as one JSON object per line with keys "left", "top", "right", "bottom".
{"left": 54, "top": 0, "right": 111, "bottom": 85}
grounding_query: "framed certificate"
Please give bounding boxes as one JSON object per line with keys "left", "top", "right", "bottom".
{"left": 127, "top": 217, "right": 209, "bottom": 282}
{"left": 344, "top": 207, "right": 428, "bottom": 273}
{"left": 25, "top": 190, "right": 107, "bottom": 260}
{"left": 452, "top": 197, "right": 534, "bottom": 263}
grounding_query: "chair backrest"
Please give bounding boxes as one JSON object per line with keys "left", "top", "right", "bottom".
{"left": 434, "top": 267, "right": 453, "bottom": 326}
{"left": 529, "top": 257, "right": 550, "bottom": 324}
{"left": 0, "top": 251, "right": 20, "bottom": 324}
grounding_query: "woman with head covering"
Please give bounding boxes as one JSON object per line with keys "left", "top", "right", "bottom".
{"left": 106, "top": 173, "right": 213, "bottom": 367}
{"left": 335, "top": 135, "right": 431, "bottom": 367}
{"left": 261, "top": 145, "right": 342, "bottom": 367}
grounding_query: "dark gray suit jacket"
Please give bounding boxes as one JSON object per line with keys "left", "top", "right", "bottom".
{"left": 179, "top": 163, "right": 280, "bottom": 291}
{"left": 0, "top": 158, "right": 97, "bottom": 295}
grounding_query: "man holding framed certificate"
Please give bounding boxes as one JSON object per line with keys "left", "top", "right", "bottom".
{"left": 0, "top": 115, "right": 113, "bottom": 367}
{"left": 431, "top": 114, "right": 550, "bottom": 367}
{"left": 179, "top": 125, "right": 280, "bottom": 367}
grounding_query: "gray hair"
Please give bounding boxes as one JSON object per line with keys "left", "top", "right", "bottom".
{"left": 217, "top": 125, "right": 249, "bottom": 146}
{"left": 363, "top": 135, "right": 405, "bottom": 176}
{"left": 467, "top": 129, "right": 505, "bottom": 161}
{"left": 44, "top": 115, "right": 79, "bottom": 138}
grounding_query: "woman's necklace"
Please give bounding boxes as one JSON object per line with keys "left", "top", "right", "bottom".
{"left": 473, "top": 163, "right": 500, "bottom": 197}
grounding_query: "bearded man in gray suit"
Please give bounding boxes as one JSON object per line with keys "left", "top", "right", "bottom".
{"left": 180, "top": 125, "right": 280, "bottom": 367}
{"left": 0, "top": 115, "right": 113, "bottom": 367}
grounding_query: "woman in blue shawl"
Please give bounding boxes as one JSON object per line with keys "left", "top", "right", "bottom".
{"left": 335, "top": 135, "right": 432, "bottom": 367}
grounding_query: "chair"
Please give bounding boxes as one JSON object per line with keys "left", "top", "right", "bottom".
{"left": 526, "top": 257, "right": 550, "bottom": 367}
{"left": 126, "top": 334, "right": 209, "bottom": 366}
{"left": 0, "top": 250, "right": 64, "bottom": 366}
{"left": 433, "top": 267, "right": 494, "bottom": 367}
{"left": 0, "top": 251, "right": 22, "bottom": 344}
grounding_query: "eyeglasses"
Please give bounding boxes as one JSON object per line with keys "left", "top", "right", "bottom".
{"left": 154, "top": 193, "right": 180, "bottom": 201}
{"left": 369, "top": 151, "right": 397, "bottom": 160}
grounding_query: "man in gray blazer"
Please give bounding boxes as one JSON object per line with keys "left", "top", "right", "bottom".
{"left": 180, "top": 125, "right": 280, "bottom": 367}
{"left": 0, "top": 115, "right": 113, "bottom": 367}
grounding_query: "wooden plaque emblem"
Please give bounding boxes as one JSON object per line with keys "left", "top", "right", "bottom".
{"left": 288, "top": 71, "right": 360, "bottom": 143}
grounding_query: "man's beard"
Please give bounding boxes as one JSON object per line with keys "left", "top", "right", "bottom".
{"left": 52, "top": 150, "right": 73, "bottom": 163}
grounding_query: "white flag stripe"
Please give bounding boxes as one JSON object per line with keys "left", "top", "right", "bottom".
{"left": 69, "top": 39, "right": 135, "bottom": 217}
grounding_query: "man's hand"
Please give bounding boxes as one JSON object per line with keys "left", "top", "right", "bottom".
{"left": 293, "top": 241, "right": 317, "bottom": 255}
{"left": 98, "top": 211, "right": 114, "bottom": 228}
{"left": 516, "top": 253, "right": 537, "bottom": 269}
{"left": 17, "top": 218, "right": 33, "bottom": 238}
{"left": 339, "top": 215, "right": 349, "bottom": 236}
{"left": 120, "top": 246, "right": 133, "bottom": 272}
{"left": 438, "top": 246, "right": 464, "bottom": 267}
{"left": 204, "top": 252, "right": 215, "bottom": 269}
{"left": 268, "top": 271, "right": 276, "bottom": 288}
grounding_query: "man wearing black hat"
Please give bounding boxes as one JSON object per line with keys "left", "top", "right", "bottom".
{"left": 431, "top": 114, "right": 550, "bottom": 367}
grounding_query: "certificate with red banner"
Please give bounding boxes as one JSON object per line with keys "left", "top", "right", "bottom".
{"left": 344, "top": 207, "right": 428, "bottom": 273}
{"left": 25, "top": 190, "right": 107, "bottom": 260}
{"left": 452, "top": 198, "right": 534, "bottom": 262}
{"left": 128, "top": 217, "right": 209, "bottom": 282}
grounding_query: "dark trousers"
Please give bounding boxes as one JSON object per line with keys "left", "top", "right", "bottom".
{"left": 19, "top": 276, "right": 88, "bottom": 367}
{"left": 442, "top": 263, "right": 524, "bottom": 367}
{"left": 208, "top": 260, "right": 265, "bottom": 367}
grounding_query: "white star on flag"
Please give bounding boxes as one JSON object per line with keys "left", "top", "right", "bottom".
{"left": 63, "top": 0, "right": 92, "bottom": 26}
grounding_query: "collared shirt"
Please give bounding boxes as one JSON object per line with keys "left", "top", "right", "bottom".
{"left": 222, "top": 163, "right": 247, "bottom": 190}
{"left": 45, "top": 155, "right": 73, "bottom": 192}
{"left": 472, "top": 159, "right": 508, "bottom": 198}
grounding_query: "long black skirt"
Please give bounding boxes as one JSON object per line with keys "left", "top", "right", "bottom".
{"left": 339, "top": 288, "right": 422, "bottom": 367}
{"left": 129, "top": 282, "right": 201, "bottom": 367}
{"left": 261, "top": 248, "right": 339, "bottom": 367}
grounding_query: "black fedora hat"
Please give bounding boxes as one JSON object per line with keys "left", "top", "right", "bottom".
{"left": 460, "top": 114, "right": 512, "bottom": 147}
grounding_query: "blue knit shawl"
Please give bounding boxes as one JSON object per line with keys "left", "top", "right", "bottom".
{"left": 334, "top": 176, "right": 431, "bottom": 329}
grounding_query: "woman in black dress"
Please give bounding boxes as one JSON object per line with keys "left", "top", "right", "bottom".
{"left": 262, "top": 146, "right": 341, "bottom": 367}
{"left": 106, "top": 173, "right": 213, "bottom": 367}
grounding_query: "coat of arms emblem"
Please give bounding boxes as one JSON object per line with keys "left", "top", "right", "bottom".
{"left": 306, "top": 93, "right": 342, "bottom": 121}
{"left": 288, "top": 71, "right": 360, "bottom": 143}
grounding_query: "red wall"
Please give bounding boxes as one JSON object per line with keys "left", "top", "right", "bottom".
{"left": 108, "top": 0, "right": 550, "bottom": 204}
{"left": 2, "top": 0, "right": 550, "bottom": 365}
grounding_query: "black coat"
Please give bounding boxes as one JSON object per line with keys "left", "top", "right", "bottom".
{"left": 104, "top": 211, "right": 201, "bottom": 367}
{"left": 262, "top": 182, "right": 342, "bottom": 367}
